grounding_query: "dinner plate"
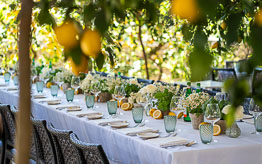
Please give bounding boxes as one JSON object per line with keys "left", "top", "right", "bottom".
{"left": 108, "top": 122, "right": 129, "bottom": 128}
{"left": 48, "top": 101, "right": 61, "bottom": 105}
{"left": 137, "top": 132, "right": 159, "bottom": 139}
{"left": 87, "top": 114, "right": 103, "bottom": 119}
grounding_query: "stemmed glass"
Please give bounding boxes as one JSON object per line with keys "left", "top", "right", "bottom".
{"left": 249, "top": 99, "right": 262, "bottom": 135}
{"left": 170, "top": 95, "right": 183, "bottom": 131}
{"left": 204, "top": 103, "right": 221, "bottom": 142}
{"left": 71, "top": 76, "right": 80, "bottom": 101}
{"left": 91, "top": 81, "right": 101, "bottom": 109}
{"left": 113, "top": 85, "right": 125, "bottom": 116}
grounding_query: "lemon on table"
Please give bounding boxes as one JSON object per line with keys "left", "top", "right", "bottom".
{"left": 153, "top": 110, "right": 163, "bottom": 119}
{"left": 213, "top": 124, "right": 221, "bottom": 136}
{"left": 199, "top": 122, "right": 210, "bottom": 129}
{"left": 46, "top": 82, "right": 53, "bottom": 88}
{"left": 168, "top": 112, "right": 176, "bottom": 116}
{"left": 80, "top": 29, "right": 101, "bottom": 59}
{"left": 54, "top": 21, "right": 79, "bottom": 49}
{"left": 149, "top": 108, "right": 157, "bottom": 117}
{"left": 177, "top": 112, "right": 184, "bottom": 119}
{"left": 121, "top": 103, "right": 131, "bottom": 111}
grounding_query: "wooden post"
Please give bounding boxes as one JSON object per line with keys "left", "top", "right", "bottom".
{"left": 15, "top": 0, "right": 33, "bottom": 163}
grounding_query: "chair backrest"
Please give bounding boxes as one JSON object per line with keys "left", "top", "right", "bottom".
{"left": 0, "top": 104, "right": 16, "bottom": 147}
{"left": 70, "top": 133, "right": 109, "bottom": 164}
{"left": 47, "top": 123, "right": 84, "bottom": 164}
{"left": 32, "top": 119, "right": 57, "bottom": 164}
{"left": 252, "top": 68, "right": 262, "bottom": 95}
{"left": 137, "top": 78, "right": 154, "bottom": 85}
{"left": 211, "top": 68, "right": 237, "bottom": 81}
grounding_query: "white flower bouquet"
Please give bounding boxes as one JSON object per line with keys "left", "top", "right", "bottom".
{"left": 181, "top": 92, "right": 210, "bottom": 113}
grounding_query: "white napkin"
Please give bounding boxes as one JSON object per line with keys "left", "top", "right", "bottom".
{"left": 147, "top": 136, "right": 188, "bottom": 147}
{"left": 7, "top": 87, "right": 18, "bottom": 91}
{"left": 32, "top": 94, "right": 47, "bottom": 99}
{"left": 69, "top": 111, "right": 101, "bottom": 117}
{"left": 91, "top": 118, "right": 124, "bottom": 126}
{"left": 117, "top": 126, "right": 157, "bottom": 136}
{"left": 56, "top": 105, "right": 81, "bottom": 110}
{"left": 36, "top": 98, "right": 61, "bottom": 103}
{"left": 0, "top": 83, "right": 7, "bottom": 87}
{"left": 243, "top": 118, "right": 254, "bottom": 124}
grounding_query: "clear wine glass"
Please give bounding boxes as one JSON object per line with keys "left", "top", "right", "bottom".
{"left": 170, "top": 95, "right": 183, "bottom": 131}
{"left": 71, "top": 76, "right": 80, "bottom": 90}
{"left": 91, "top": 81, "right": 101, "bottom": 109}
{"left": 249, "top": 100, "right": 262, "bottom": 135}
{"left": 113, "top": 85, "right": 125, "bottom": 116}
{"left": 204, "top": 103, "right": 221, "bottom": 142}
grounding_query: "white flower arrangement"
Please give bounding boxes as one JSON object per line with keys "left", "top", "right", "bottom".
{"left": 80, "top": 73, "right": 94, "bottom": 93}
{"left": 128, "top": 92, "right": 146, "bottom": 104}
{"left": 181, "top": 92, "right": 210, "bottom": 111}
{"left": 39, "top": 67, "right": 50, "bottom": 80}
{"left": 128, "top": 78, "right": 142, "bottom": 87}
{"left": 222, "top": 105, "right": 244, "bottom": 120}
{"left": 54, "top": 69, "right": 73, "bottom": 83}
{"left": 139, "top": 84, "right": 157, "bottom": 95}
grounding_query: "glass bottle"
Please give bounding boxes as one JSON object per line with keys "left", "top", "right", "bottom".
{"left": 184, "top": 82, "right": 192, "bottom": 122}
{"left": 196, "top": 82, "right": 201, "bottom": 93}
{"left": 49, "top": 61, "right": 52, "bottom": 69}
{"left": 117, "top": 72, "right": 121, "bottom": 79}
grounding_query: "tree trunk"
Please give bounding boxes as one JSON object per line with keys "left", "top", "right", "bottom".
{"left": 137, "top": 18, "right": 150, "bottom": 80}
{"left": 15, "top": 0, "right": 33, "bottom": 163}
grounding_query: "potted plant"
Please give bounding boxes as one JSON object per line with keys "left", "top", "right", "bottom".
{"left": 54, "top": 69, "right": 73, "bottom": 93}
{"left": 98, "top": 79, "right": 112, "bottom": 102}
{"left": 182, "top": 92, "right": 210, "bottom": 129}
{"left": 154, "top": 89, "right": 173, "bottom": 116}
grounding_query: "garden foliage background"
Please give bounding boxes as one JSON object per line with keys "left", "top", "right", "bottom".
{"left": 0, "top": 0, "right": 250, "bottom": 82}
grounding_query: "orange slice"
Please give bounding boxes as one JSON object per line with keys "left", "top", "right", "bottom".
{"left": 168, "top": 112, "right": 176, "bottom": 116}
{"left": 153, "top": 110, "right": 163, "bottom": 119}
{"left": 121, "top": 103, "right": 131, "bottom": 111}
{"left": 213, "top": 124, "right": 221, "bottom": 136}
{"left": 177, "top": 112, "right": 184, "bottom": 119}
{"left": 149, "top": 108, "right": 156, "bottom": 117}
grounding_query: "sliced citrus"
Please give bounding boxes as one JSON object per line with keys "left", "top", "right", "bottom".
{"left": 121, "top": 103, "right": 131, "bottom": 111}
{"left": 177, "top": 112, "right": 184, "bottom": 119}
{"left": 153, "top": 110, "right": 163, "bottom": 119}
{"left": 168, "top": 112, "right": 176, "bottom": 116}
{"left": 149, "top": 108, "right": 156, "bottom": 117}
{"left": 213, "top": 124, "right": 221, "bottom": 136}
{"left": 46, "top": 82, "right": 53, "bottom": 88}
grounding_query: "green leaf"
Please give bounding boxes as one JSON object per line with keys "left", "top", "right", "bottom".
{"left": 225, "top": 13, "right": 242, "bottom": 46}
{"left": 95, "top": 52, "right": 105, "bottom": 70}
{"left": 197, "top": 0, "right": 219, "bottom": 19}
{"left": 189, "top": 49, "right": 213, "bottom": 81}
{"left": 95, "top": 9, "right": 109, "bottom": 35}
{"left": 182, "top": 24, "right": 193, "bottom": 42}
{"left": 37, "top": 9, "right": 56, "bottom": 26}
{"left": 64, "top": 46, "right": 82, "bottom": 65}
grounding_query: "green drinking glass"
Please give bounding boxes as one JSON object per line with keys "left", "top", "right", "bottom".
{"left": 66, "top": 89, "right": 75, "bottom": 103}
{"left": 164, "top": 115, "right": 177, "bottom": 133}
{"left": 199, "top": 123, "right": 213, "bottom": 144}
{"left": 254, "top": 113, "right": 262, "bottom": 133}
{"left": 50, "top": 85, "right": 59, "bottom": 97}
{"left": 85, "top": 94, "right": 95, "bottom": 109}
{"left": 13, "top": 76, "right": 19, "bottom": 86}
{"left": 36, "top": 81, "right": 44, "bottom": 93}
{"left": 132, "top": 107, "right": 144, "bottom": 124}
{"left": 107, "top": 100, "right": 117, "bottom": 116}
{"left": 4, "top": 72, "right": 11, "bottom": 84}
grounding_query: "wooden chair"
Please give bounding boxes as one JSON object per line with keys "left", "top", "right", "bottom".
{"left": 211, "top": 68, "right": 237, "bottom": 82}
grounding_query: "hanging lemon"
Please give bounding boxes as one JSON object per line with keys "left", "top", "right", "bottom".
{"left": 171, "top": 0, "right": 199, "bottom": 22}
{"left": 54, "top": 21, "right": 79, "bottom": 49}
{"left": 255, "top": 10, "right": 262, "bottom": 27}
{"left": 69, "top": 55, "right": 89, "bottom": 76}
{"left": 80, "top": 29, "right": 101, "bottom": 59}
{"left": 220, "top": 21, "right": 227, "bottom": 30}
{"left": 211, "top": 42, "right": 219, "bottom": 49}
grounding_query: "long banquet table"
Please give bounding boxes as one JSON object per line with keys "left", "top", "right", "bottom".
{"left": 0, "top": 82, "right": 262, "bottom": 164}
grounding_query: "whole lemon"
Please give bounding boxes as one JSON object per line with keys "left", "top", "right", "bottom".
{"left": 80, "top": 30, "right": 101, "bottom": 59}
{"left": 171, "top": 0, "right": 199, "bottom": 22}
{"left": 69, "top": 55, "right": 89, "bottom": 76}
{"left": 54, "top": 21, "right": 79, "bottom": 49}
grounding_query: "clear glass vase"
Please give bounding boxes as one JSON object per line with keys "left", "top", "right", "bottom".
{"left": 226, "top": 121, "right": 241, "bottom": 138}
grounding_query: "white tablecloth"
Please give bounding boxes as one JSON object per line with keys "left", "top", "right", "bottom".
{"left": 0, "top": 81, "right": 262, "bottom": 164}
